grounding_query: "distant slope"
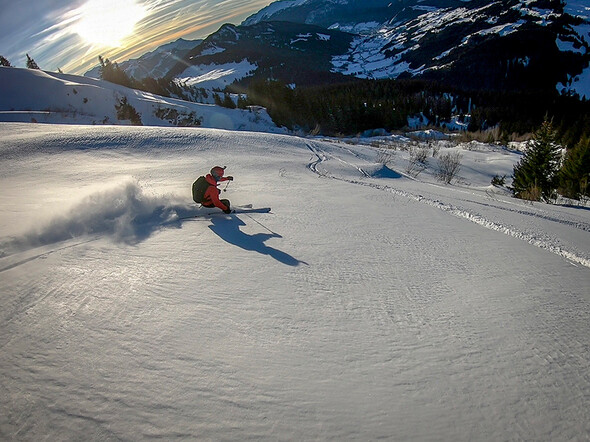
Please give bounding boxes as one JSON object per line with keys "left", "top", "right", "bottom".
{"left": 167, "top": 21, "right": 356, "bottom": 87}
{"left": 180, "top": 0, "right": 590, "bottom": 97}
{"left": 85, "top": 38, "right": 201, "bottom": 80}
{"left": 0, "top": 67, "right": 284, "bottom": 132}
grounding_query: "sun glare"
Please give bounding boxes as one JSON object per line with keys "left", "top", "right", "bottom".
{"left": 74, "top": 0, "right": 147, "bottom": 47}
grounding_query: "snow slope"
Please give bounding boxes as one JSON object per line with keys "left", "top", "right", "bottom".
{"left": 178, "top": 59, "right": 258, "bottom": 89}
{"left": 0, "top": 67, "right": 284, "bottom": 133}
{"left": 558, "top": 0, "right": 590, "bottom": 99}
{"left": 1, "top": 123, "right": 589, "bottom": 440}
{"left": 84, "top": 38, "right": 202, "bottom": 80}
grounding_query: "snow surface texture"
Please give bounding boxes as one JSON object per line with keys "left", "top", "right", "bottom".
{"left": 1, "top": 123, "right": 589, "bottom": 440}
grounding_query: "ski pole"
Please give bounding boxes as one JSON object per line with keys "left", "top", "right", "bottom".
{"left": 244, "top": 213, "right": 280, "bottom": 236}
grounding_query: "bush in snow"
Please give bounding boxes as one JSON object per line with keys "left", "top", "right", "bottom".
{"left": 214, "top": 92, "right": 237, "bottom": 109}
{"left": 376, "top": 149, "right": 395, "bottom": 165}
{"left": 154, "top": 107, "right": 202, "bottom": 127}
{"left": 512, "top": 120, "right": 561, "bottom": 202}
{"left": 115, "top": 97, "right": 142, "bottom": 126}
{"left": 431, "top": 142, "right": 440, "bottom": 158}
{"left": 436, "top": 151, "right": 462, "bottom": 184}
{"left": 491, "top": 175, "right": 507, "bottom": 187}
{"left": 413, "top": 146, "right": 429, "bottom": 164}
{"left": 405, "top": 146, "right": 428, "bottom": 177}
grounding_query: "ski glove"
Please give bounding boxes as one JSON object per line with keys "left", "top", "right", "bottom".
{"left": 226, "top": 176, "right": 234, "bottom": 181}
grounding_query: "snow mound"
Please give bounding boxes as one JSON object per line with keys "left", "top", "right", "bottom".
{"left": 362, "top": 163, "right": 402, "bottom": 179}
{"left": 408, "top": 129, "right": 449, "bottom": 140}
{"left": 0, "top": 180, "right": 191, "bottom": 256}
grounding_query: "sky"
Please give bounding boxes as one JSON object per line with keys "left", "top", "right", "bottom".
{"left": 0, "top": 0, "right": 274, "bottom": 75}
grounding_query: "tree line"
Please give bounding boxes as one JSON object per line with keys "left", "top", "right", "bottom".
{"left": 513, "top": 120, "right": 590, "bottom": 202}
{"left": 1, "top": 54, "right": 41, "bottom": 69}
{"left": 227, "top": 79, "right": 590, "bottom": 202}
{"left": 228, "top": 78, "right": 590, "bottom": 147}
{"left": 97, "top": 56, "right": 190, "bottom": 100}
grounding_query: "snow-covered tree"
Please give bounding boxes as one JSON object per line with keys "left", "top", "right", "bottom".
{"left": 0, "top": 55, "right": 11, "bottom": 67}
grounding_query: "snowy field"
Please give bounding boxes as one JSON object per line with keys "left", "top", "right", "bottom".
{"left": 1, "top": 123, "right": 589, "bottom": 440}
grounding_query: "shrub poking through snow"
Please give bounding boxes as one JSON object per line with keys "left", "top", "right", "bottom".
{"left": 437, "top": 151, "right": 462, "bottom": 183}
{"left": 115, "top": 96, "right": 142, "bottom": 125}
{"left": 154, "top": 107, "right": 202, "bottom": 127}
{"left": 492, "top": 175, "right": 507, "bottom": 186}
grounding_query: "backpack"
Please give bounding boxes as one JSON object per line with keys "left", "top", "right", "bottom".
{"left": 192, "top": 176, "right": 209, "bottom": 203}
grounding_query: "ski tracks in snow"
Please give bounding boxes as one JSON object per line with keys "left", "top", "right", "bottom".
{"left": 306, "top": 141, "right": 590, "bottom": 269}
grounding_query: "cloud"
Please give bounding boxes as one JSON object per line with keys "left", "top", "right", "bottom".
{"left": 1, "top": 0, "right": 273, "bottom": 75}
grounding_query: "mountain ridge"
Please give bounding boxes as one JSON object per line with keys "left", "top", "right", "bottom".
{"left": 85, "top": 38, "right": 201, "bottom": 80}
{"left": 84, "top": 1, "right": 589, "bottom": 100}
{"left": 167, "top": 21, "right": 355, "bottom": 87}
{"left": 165, "top": 0, "right": 587, "bottom": 98}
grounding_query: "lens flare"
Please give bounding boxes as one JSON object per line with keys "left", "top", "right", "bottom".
{"left": 74, "top": 0, "right": 147, "bottom": 47}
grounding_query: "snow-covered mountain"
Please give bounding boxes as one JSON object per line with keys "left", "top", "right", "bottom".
{"left": 242, "top": 0, "right": 446, "bottom": 28}
{"left": 85, "top": 38, "right": 201, "bottom": 80}
{"left": 168, "top": 21, "right": 355, "bottom": 88}
{"left": 170, "top": 0, "right": 590, "bottom": 97}
{"left": 0, "top": 66, "right": 284, "bottom": 132}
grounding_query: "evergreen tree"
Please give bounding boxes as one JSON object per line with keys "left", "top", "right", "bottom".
{"left": 98, "top": 55, "right": 133, "bottom": 88}
{"left": 558, "top": 136, "right": 590, "bottom": 200}
{"left": 0, "top": 55, "right": 11, "bottom": 67}
{"left": 236, "top": 94, "right": 248, "bottom": 109}
{"left": 512, "top": 120, "right": 562, "bottom": 202}
{"left": 222, "top": 93, "right": 236, "bottom": 109}
{"left": 26, "top": 54, "right": 40, "bottom": 69}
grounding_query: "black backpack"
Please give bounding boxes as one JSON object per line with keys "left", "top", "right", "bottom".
{"left": 192, "top": 176, "right": 209, "bottom": 203}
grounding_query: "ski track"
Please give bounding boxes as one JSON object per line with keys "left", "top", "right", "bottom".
{"left": 306, "top": 141, "right": 590, "bottom": 269}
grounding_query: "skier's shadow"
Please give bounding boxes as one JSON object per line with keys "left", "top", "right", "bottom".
{"left": 208, "top": 217, "right": 307, "bottom": 267}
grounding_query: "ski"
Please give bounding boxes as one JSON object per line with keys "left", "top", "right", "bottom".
{"left": 179, "top": 207, "right": 271, "bottom": 220}
{"left": 230, "top": 207, "right": 271, "bottom": 215}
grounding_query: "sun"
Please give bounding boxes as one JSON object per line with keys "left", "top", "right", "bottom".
{"left": 74, "top": 0, "right": 147, "bottom": 47}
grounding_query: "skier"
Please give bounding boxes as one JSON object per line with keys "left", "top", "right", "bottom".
{"left": 192, "top": 166, "right": 234, "bottom": 213}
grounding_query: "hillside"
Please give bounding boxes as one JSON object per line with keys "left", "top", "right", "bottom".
{"left": 1, "top": 122, "right": 589, "bottom": 440}
{"left": 165, "top": 0, "right": 590, "bottom": 97}
{"left": 85, "top": 38, "right": 202, "bottom": 80}
{"left": 0, "top": 66, "right": 283, "bottom": 132}
{"left": 167, "top": 21, "right": 356, "bottom": 87}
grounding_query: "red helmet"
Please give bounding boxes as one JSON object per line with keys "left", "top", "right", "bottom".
{"left": 210, "top": 166, "right": 225, "bottom": 180}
